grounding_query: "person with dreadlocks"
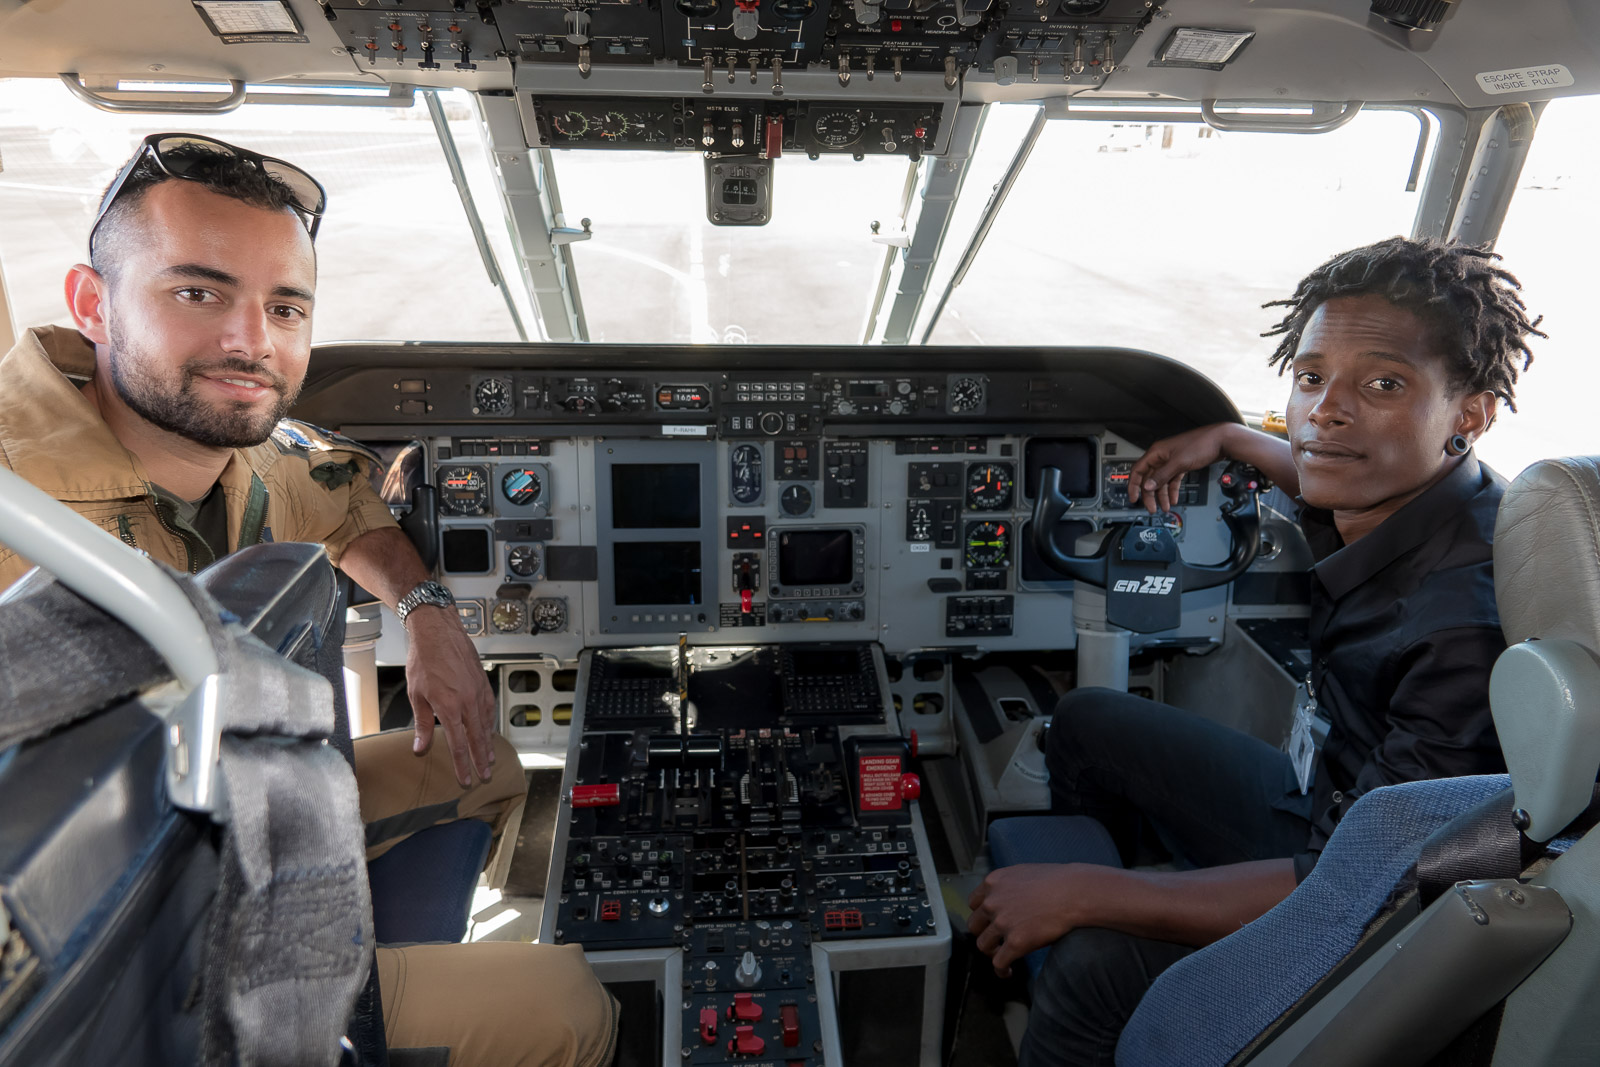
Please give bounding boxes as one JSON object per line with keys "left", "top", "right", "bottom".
{"left": 965, "top": 236, "right": 1546, "bottom": 1066}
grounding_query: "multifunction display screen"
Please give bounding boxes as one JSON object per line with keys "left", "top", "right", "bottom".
{"left": 613, "top": 542, "right": 702, "bottom": 605}
{"left": 778, "top": 529, "right": 855, "bottom": 587}
{"left": 611, "top": 463, "right": 701, "bottom": 528}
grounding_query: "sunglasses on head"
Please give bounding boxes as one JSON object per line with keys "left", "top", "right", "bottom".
{"left": 89, "top": 133, "right": 327, "bottom": 253}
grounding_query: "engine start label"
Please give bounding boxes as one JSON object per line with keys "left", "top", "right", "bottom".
{"left": 1476, "top": 65, "right": 1573, "bottom": 95}
{"left": 857, "top": 754, "right": 904, "bottom": 811}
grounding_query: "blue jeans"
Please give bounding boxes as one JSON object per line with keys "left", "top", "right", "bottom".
{"left": 1017, "top": 688, "right": 1315, "bottom": 1067}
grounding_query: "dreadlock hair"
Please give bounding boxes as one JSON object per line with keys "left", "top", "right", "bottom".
{"left": 1262, "top": 236, "right": 1545, "bottom": 412}
{"left": 90, "top": 143, "right": 305, "bottom": 288}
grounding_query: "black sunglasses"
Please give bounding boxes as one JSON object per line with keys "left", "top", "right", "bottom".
{"left": 89, "top": 132, "right": 328, "bottom": 252}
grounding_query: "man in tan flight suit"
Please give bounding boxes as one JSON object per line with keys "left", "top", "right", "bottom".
{"left": 0, "top": 134, "right": 616, "bottom": 1066}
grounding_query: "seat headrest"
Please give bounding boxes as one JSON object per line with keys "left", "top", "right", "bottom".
{"left": 1492, "top": 456, "right": 1600, "bottom": 648}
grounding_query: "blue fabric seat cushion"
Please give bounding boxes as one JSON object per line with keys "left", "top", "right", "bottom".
{"left": 1116, "top": 773, "right": 1512, "bottom": 1067}
{"left": 987, "top": 815, "right": 1125, "bottom": 978}
{"left": 368, "top": 818, "right": 494, "bottom": 945}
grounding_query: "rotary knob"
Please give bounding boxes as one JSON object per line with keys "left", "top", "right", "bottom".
{"left": 759, "top": 411, "right": 784, "bottom": 435}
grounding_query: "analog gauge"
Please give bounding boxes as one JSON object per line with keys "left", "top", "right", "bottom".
{"left": 507, "top": 544, "right": 541, "bottom": 577}
{"left": 966, "top": 462, "right": 1015, "bottom": 511}
{"left": 949, "top": 376, "right": 986, "bottom": 413}
{"left": 600, "top": 111, "right": 628, "bottom": 139}
{"left": 532, "top": 598, "right": 568, "bottom": 633}
{"left": 490, "top": 598, "right": 527, "bottom": 633}
{"left": 473, "top": 377, "right": 512, "bottom": 415}
{"left": 501, "top": 467, "right": 543, "bottom": 507}
{"left": 908, "top": 504, "right": 932, "bottom": 542}
{"left": 552, "top": 110, "right": 591, "bottom": 138}
{"left": 1059, "top": 0, "right": 1106, "bottom": 12}
{"left": 731, "top": 443, "right": 763, "bottom": 505}
{"left": 964, "top": 521, "right": 1010, "bottom": 569}
{"left": 811, "top": 110, "right": 864, "bottom": 149}
{"left": 438, "top": 465, "right": 491, "bottom": 515}
{"left": 780, "top": 483, "right": 813, "bottom": 517}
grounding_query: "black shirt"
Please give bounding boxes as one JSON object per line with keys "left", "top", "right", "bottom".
{"left": 1293, "top": 454, "right": 1507, "bottom": 880}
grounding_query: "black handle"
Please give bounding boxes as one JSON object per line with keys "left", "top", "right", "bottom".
{"left": 1029, "top": 466, "right": 1261, "bottom": 591}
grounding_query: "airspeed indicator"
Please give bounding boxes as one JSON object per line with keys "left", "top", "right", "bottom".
{"left": 966, "top": 462, "right": 1015, "bottom": 511}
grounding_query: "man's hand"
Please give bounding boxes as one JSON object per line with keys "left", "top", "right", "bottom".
{"left": 337, "top": 527, "right": 499, "bottom": 788}
{"left": 968, "top": 863, "right": 1082, "bottom": 977}
{"left": 403, "top": 605, "right": 497, "bottom": 787}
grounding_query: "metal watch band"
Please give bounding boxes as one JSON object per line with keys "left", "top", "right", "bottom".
{"left": 396, "top": 580, "right": 454, "bottom": 622}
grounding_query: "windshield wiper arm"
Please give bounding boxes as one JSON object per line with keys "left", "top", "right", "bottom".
{"left": 919, "top": 105, "right": 1046, "bottom": 344}
{"left": 424, "top": 89, "right": 531, "bottom": 342}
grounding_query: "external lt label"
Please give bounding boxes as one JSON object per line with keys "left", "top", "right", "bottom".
{"left": 1476, "top": 65, "right": 1573, "bottom": 94}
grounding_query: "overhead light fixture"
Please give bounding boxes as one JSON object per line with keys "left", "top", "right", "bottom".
{"left": 1150, "top": 28, "right": 1256, "bottom": 71}
{"left": 1370, "top": 0, "right": 1458, "bottom": 32}
{"left": 192, "top": 0, "right": 307, "bottom": 44}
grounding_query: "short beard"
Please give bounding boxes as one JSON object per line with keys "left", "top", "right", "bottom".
{"left": 107, "top": 325, "right": 298, "bottom": 449}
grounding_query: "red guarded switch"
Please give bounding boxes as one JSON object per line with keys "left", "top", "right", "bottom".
{"left": 899, "top": 772, "right": 922, "bottom": 801}
{"left": 699, "top": 1007, "right": 719, "bottom": 1045}
{"left": 728, "top": 1024, "right": 765, "bottom": 1057}
{"left": 571, "top": 783, "right": 620, "bottom": 808}
{"left": 729, "top": 992, "right": 764, "bottom": 1022}
{"left": 741, "top": 588, "right": 754, "bottom": 614}
{"left": 780, "top": 1003, "right": 801, "bottom": 1047}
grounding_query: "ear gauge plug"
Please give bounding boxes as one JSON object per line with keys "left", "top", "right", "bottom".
{"left": 1447, "top": 433, "right": 1470, "bottom": 456}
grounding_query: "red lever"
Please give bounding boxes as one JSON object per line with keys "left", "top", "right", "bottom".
{"left": 909, "top": 730, "right": 919, "bottom": 758}
{"left": 729, "top": 1024, "right": 765, "bottom": 1056}
{"left": 741, "top": 588, "right": 754, "bottom": 614}
{"left": 571, "top": 783, "right": 620, "bottom": 808}
{"left": 780, "top": 1003, "right": 801, "bottom": 1047}
{"left": 699, "top": 1007, "right": 719, "bottom": 1045}
{"left": 764, "top": 115, "right": 784, "bottom": 159}
{"left": 729, "top": 992, "right": 764, "bottom": 1022}
{"left": 898, "top": 772, "right": 921, "bottom": 801}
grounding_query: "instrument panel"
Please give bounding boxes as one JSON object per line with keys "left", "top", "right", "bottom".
{"left": 298, "top": 348, "right": 1246, "bottom": 665}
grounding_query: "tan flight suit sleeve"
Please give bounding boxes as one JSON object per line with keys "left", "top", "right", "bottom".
{"left": 375, "top": 942, "right": 620, "bottom": 1067}
{"left": 315, "top": 461, "right": 402, "bottom": 567}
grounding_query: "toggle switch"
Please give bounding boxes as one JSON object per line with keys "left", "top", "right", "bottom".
{"left": 728, "top": 1025, "right": 765, "bottom": 1057}
{"left": 729, "top": 992, "right": 764, "bottom": 1022}
{"left": 699, "top": 1006, "right": 719, "bottom": 1045}
{"left": 780, "top": 1003, "right": 801, "bottom": 1047}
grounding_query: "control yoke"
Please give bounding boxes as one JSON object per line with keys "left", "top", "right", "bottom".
{"left": 1029, "top": 462, "right": 1265, "bottom": 633}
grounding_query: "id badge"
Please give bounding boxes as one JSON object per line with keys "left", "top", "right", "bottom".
{"left": 1288, "top": 676, "right": 1318, "bottom": 795}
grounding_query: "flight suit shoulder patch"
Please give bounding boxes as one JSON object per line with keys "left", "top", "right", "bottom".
{"left": 271, "top": 419, "right": 384, "bottom": 466}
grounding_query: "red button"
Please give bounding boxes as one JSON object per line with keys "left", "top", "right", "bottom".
{"left": 571, "top": 783, "right": 620, "bottom": 808}
{"left": 890, "top": 18, "right": 903, "bottom": 30}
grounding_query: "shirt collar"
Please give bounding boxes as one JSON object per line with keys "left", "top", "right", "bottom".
{"left": 1303, "top": 453, "right": 1487, "bottom": 601}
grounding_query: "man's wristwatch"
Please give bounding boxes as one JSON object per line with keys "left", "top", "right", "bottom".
{"left": 396, "top": 580, "right": 455, "bottom": 623}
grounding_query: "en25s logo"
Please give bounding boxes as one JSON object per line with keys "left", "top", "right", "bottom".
{"left": 1112, "top": 576, "right": 1175, "bottom": 595}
